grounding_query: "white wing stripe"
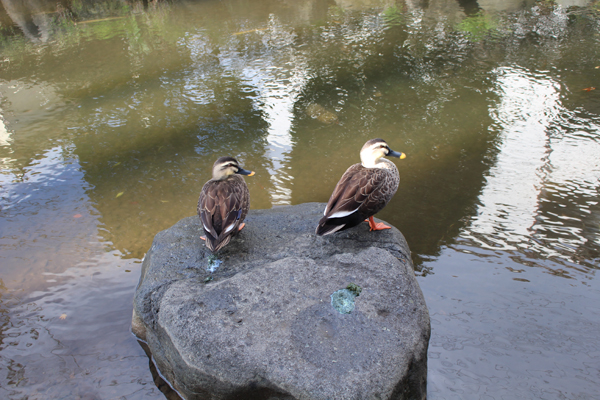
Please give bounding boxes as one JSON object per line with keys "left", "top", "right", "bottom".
{"left": 324, "top": 224, "right": 346, "bottom": 235}
{"left": 328, "top": 206, "right": 360, "bottom": 219}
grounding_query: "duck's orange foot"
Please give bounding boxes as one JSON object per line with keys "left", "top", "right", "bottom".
{"left": 200, "top": 236, "right": 206, "bottom": 241}
{"left": 370, "top": 222, "right": 392, "bottom": 231}
{"left": 366, "top": 216, "right": 391, "bottom": 231}
{"left": 238, "top": 223, "right": 246, "bottom": 232}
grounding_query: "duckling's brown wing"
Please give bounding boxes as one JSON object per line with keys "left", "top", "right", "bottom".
{"left": 198, "top": 176, "right": 249, "bottom": 252}
{"left": 317, "top": 164, "right": 391, "bottom": 235}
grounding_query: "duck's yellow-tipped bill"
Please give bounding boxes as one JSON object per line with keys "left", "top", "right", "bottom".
{"left": 400, "top": 153, "right": 407, "bottom": 159}
{"left": 237, "top": 168, "right": 255, "bottom": 176}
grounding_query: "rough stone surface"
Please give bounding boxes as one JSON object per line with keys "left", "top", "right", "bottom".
{"left": 132, "top": 203, "right": 430, "bottom": 400}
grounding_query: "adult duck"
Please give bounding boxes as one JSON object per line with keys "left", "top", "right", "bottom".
{"left": 198, "top": 156, "right": 254, "bottom": 252}
{"left": 316, "top": 138, "right": 406, "bottom": 236}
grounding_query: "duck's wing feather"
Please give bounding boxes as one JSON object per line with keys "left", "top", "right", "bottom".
{"left": 198, "top": 184, "right": 218, "bottom": 240}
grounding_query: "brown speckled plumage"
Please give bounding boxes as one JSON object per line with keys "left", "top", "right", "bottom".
{"left": 316, "top": 139, "right": 403, "bottom": 236}
{"left": 197, "top": 157, "right": 252, "bottom": 252}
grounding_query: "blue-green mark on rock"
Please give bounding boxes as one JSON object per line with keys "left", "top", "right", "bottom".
{"left": 331, "top": 283, "right": 362, "bottom": 314}
{"left": 207, "top": 255, "right": 222, "bottom": 273}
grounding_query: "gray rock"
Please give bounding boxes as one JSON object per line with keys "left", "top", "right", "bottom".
{"left": 132, "top": 202, "right": 430, "bottom": 400}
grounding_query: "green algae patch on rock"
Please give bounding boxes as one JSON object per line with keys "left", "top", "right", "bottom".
{"left": 346, "top": 282, "right": 363, "bottom": 296}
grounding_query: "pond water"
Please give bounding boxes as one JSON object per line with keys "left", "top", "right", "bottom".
{"left": 1, "top": 0, "right": 599, "bottom": 398}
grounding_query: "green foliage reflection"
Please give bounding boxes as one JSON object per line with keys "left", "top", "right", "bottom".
{"left": 382, "top": 5, "right": 404, "bottom": 28}
{"left": 457, "top": 11, "right": 497, "bottom": 41}
{"left": 0, "top": 0, "right": 176, "bottom": 60}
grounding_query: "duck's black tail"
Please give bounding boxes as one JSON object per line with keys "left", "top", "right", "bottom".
{"left": 315, "top": 216, "right": 349, "bottom": 236}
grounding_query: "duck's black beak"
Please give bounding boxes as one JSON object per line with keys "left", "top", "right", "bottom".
{"left": 387, "top": 149, "right": 407, "bottom": 159}
{"left": 236, "top": 168, "right": 255, "bottom": 176}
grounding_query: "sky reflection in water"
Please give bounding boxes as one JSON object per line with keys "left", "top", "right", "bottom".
{"left": 0, "top": 0, "right": 599, "bottom": 398}
{"left": 463, "top": 66, "right": 600, "bottom": 270}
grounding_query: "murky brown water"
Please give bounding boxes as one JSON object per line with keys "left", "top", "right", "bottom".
{"left": 1, "top": 0, "right": 599, "bottom": 398}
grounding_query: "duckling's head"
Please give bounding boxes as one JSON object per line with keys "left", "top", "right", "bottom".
{"left": 360, "top": 138, "right": 406, "bottom": 168}
{"left": 212, "top": 156, "right": 255, "bottom": 180}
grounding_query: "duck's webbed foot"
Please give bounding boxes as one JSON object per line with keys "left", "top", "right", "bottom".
{"left": 366, "top": 216, "right": 391, "bottom": 231}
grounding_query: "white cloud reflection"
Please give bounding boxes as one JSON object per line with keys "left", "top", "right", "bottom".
{"left": 465, "top": 66, "right": 559, "bottom": 247}
{"left": 226, "top": 17, "right": 310, "bottom": 205}
{"left": 0, "top": 116, "right": 10, "bottom": 147}
{"left": 0, "top": 117, "right": 14, "bottom": 170}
